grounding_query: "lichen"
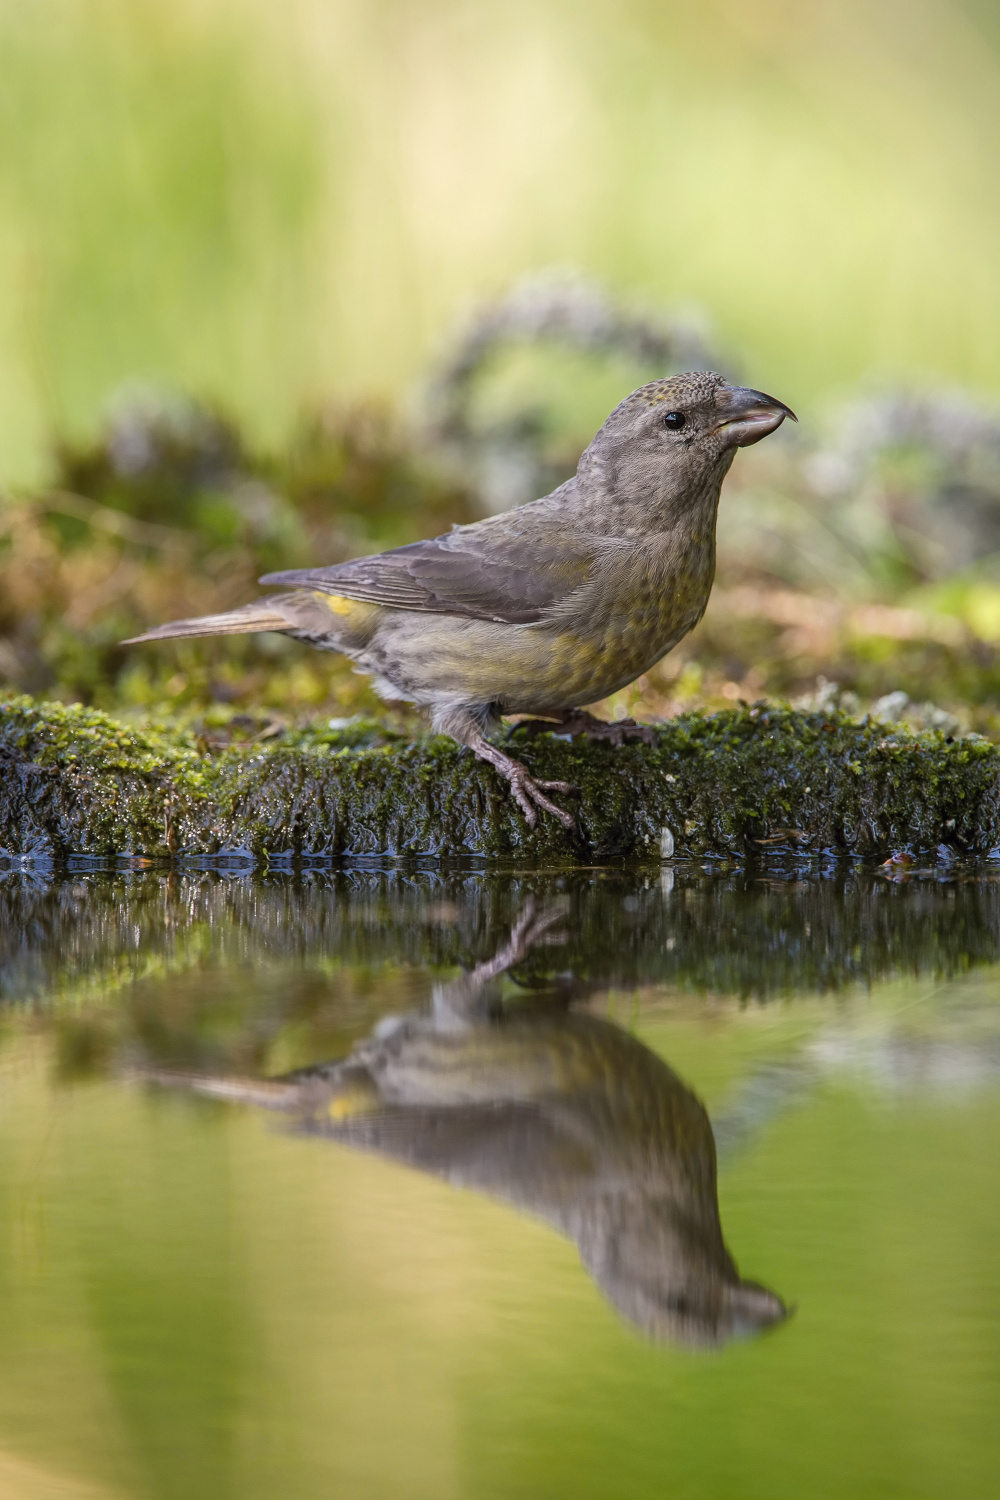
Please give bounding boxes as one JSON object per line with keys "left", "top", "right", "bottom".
{"left": 2, "top": 694, "right": 999, "bottom": 864}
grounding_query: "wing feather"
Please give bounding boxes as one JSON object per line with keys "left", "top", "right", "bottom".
{"left": 260, "top": 521, "right": 600, "bottom": 625}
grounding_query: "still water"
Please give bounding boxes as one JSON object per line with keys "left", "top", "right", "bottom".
{"left": 0, "top": 863, "right": 999, "bottom": 1499}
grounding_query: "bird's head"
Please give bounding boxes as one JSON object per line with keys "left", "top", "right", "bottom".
{"left": 578, "top": 1194, "right": 789, "bottom": 1348}
{"left": 579, "top": 371, "right": 796, "bottom": 525}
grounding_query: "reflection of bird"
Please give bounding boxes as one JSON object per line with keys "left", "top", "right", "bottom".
{"left": 126, "top": 373, "right": 793, "bottom": 826}
{"left": 153, "top": 905, "right": 786, "bottom": 1347}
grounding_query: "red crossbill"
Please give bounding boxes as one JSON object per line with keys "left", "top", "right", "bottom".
{"left": 126, "top": 372, "right": 794, "bottom": 826}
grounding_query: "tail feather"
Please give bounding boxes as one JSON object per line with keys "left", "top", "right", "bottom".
{"left": 122, "top": 601, "right": 293, "bottom": 644}
{"left": 128, "top": 1068, "right": 300, "bottom": 1109}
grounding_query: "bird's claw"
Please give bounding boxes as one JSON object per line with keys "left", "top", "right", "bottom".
{"left": 503, "top": 897, "right": 568, "bottom": 962}
{"left": 516, "top": 711, "right": 656, "bottom": 747}
{"left": 598, "top": 720, "right": 656, "bottom": 747}
{"left": 508, "top": 771, "right": 577, "bottom": 831}
{"left": 566, "top": 712, "right": 656, "bottom": 746}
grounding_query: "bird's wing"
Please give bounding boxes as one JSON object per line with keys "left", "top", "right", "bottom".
{"left": 259, "top": 521, "right": 602, "bottom": 625}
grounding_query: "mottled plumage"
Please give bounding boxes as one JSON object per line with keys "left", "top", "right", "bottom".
{"left": 126, "top": 373, "right": 795, "bottom": 825}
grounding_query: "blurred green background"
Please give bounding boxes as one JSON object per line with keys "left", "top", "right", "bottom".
{"left": 4, "top": 0, "right": 1000, "bottom": 729}
{"left": 4, "top": 0, "right": 1000, "bottom": 479}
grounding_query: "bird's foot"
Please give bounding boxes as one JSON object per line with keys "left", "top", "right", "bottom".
{"left": 439, "top": 708, "right": 580, "bottom": 831}
{"left": 506, "top": 763, "right": 577, "bottom": 831}
{"left": 501, "top": 897, "right": 568, "bottom": 961}
{"left": 517, "top": 709, "right": 656, "bottom": 747}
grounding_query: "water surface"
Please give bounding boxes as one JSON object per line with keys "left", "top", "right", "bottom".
{"left": 1, "top": 864, "right": 998, "bottom": 1499}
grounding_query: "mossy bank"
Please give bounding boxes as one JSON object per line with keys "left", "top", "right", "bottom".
{"left": 2, "top": 694, "right": 999, "bottom": 865}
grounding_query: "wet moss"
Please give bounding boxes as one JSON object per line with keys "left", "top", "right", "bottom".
{"left": 2, "top": 694, "right": 999, "bottom": 863}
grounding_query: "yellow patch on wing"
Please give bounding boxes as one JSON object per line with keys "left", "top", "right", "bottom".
{"left": 316, "top": 592, "right": 358, "bottom": 616}
{"left": 328, "top": 1082, "right": 380, "bottom": 1120}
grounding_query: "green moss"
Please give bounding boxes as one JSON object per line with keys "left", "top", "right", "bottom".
{"left": 2, "top": 694, "right": 999, "bottom": 863}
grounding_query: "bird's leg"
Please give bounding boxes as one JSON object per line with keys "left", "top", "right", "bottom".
{"left": 514, "top": 707, "right": 656, "bottom": 747}
{"left": 437, "top": 707, "right": 577, "bottom": 831}
{"left": 432, "top": 898, "right": 568, "bottom": 1026}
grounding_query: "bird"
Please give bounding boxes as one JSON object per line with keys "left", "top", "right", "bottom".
{"left": 125, "top": 372, "right": 795, "bottom": 828}
{"left": 144, "top": 902, "right": 787, "bottom": 1346}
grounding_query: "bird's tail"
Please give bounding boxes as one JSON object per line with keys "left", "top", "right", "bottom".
{"left": 121, "top": 599, "right": 294, "bottom": 644}
{"left": 128, "top": 1068, "right": 301, "bottom": 1109}
{"left": 128, "top": 1063, "right": 381, "bottom": 1122}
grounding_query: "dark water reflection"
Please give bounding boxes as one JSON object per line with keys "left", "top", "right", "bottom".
{"left": 2, "top": 865, "right": 1000, "bottom": 1497}
{"left": 4, "top": 862, "right": 1000, "bottom": 1006}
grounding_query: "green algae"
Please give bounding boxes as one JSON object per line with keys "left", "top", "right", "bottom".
{"left": 2, "top": 694, "right": 999, "bottom": 863}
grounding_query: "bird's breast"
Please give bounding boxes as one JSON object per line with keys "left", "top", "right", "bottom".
{"left": 511, "top": 534, "right": 717, "bottom": 706}
{"left": 575, "top": 532, "right": 716, "bottom": 652}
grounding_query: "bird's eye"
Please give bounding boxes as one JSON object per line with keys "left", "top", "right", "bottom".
{"left": 663, "top": 411, "right": 686, "bottom": 430}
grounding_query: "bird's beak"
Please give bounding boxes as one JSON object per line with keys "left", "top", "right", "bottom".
{"left": 715, "top": 384, "right": 797, "bottom": 447}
